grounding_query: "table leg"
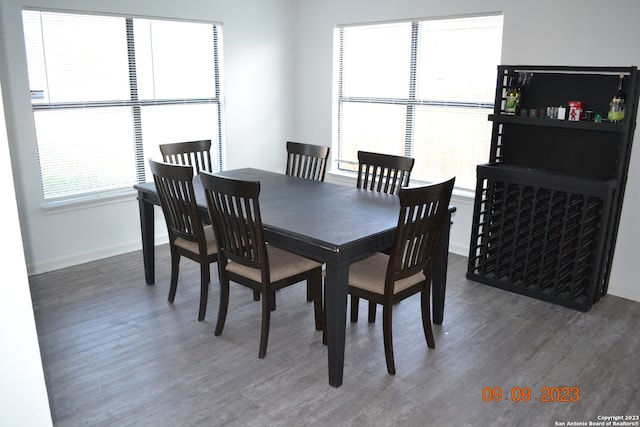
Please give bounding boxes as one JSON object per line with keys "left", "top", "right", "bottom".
{"left": 431, "top": 214, "right": 453, "bottom": 325}
{"left": 323, "top": 257, "right": 349, "bottom": 387}
{"left": 138, "top": 195, "right": 155, "bottom": 285}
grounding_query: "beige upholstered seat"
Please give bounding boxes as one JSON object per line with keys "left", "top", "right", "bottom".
{"left": 149, "top": 159, "right": 218, "bottom": 321}
{"left": 200, "top": 172, "right": 323, "bottom": 359}
{"left": 349, "top": 252, "right": 426, "bottom": 295}
{"left": 348, "top": 177, "right": 455, "bottom": 375}
{"left": 173, "top": 225, "right": 217, "bottom": 255}
{"left": 226, "top": 245, "right": 321, "bottom": 283}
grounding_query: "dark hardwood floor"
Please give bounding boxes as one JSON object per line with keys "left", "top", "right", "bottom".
{"left": 29, "top": 245, "right": 640, "bottom": 426}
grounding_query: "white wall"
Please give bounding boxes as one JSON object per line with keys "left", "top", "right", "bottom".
{"left": 290, "top": 0, "right": 640, "bottom": 302}
{"left": 0, "top": 62, "right": 53, "bottom": 427}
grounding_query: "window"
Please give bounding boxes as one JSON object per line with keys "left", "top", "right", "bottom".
{"left": 22, "top": 10, "right": 224, "bottom": 203}
{"left": 333, "top": 14, "right": 503, "bottom": 190}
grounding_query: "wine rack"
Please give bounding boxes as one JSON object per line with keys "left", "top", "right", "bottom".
{"left": 469, "top": 165, "right": 615, "bottom": 310}
{"left": 467, "top": 66, "right": 639, "bottom": 311}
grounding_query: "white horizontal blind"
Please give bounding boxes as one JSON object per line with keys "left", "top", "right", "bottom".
{"left": 335, "top": 14, "right": 503, "bottom": 189}
{"left": 22, "top": 10, "right": 224, "bottom": 202}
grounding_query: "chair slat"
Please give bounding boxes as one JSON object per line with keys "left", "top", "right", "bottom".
{"left": 160, "top": 140, "right": 213, "bottom": 175}
{"left": 356, "top": 151, "right": 415, "bottom": 195}
{"left": 285, "top": 141, "right": 330, "bottom": 181}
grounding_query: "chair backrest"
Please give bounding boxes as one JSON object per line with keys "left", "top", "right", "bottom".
{"left": 356, "top": 151, "right": 415, "bottom": 195}
{"left": 386, "top": 177, "right": 455, "bottom": 288}
{"left": 200, "top": 172, "right": 269, "bottom": 276}
{"left": 285, "top": 141, "right": 330, "bottom": 181}
{"left": 159, "top": 140, "right": 213, "bottom": 175}
{"left": 149, "top": 159, "right": 205, "bottom": 247}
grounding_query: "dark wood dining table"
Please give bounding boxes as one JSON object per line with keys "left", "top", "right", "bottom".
{"left": 134, "top": 168, "right": 456, "bottom": 387}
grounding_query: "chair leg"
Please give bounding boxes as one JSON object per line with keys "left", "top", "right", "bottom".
{"left": 322, "top": 283, "right": 327, "bottom": 345}
{"left": 314, "top": 264, "right": 326, "bottom": 305}
{"left": 168, "top": 250, "right": 180, "bottom": 303}
{"left": 197, "top": 263, "right": 210, "bottom": 321}
{"left": 322, "top": 315, "right": 327, "bottom": 346}
{"left": 310, "top": 269, "right": 323, "bottom": 331}
{"left": 214, "top": 276, "right": 230, "bottom": 336}
{"left": 306, "top": 283, "right": 313, "bottom": 302}
{"left": 382, "top": 304, "right": 396, "bottom": 375}
{"left": 350, "top": 295, "right": 359, "bottom": 322}
{"left": 421, "top": 287, "right": 435, "bottom": 349}
{"left": 259, "top": 288, "right": 272, "bottom": 359}
{"left": 270, "top": 291, "right": 276, "bottom": 311}
{"left": 368, "top": 302, "right": 377, "bottom": 323}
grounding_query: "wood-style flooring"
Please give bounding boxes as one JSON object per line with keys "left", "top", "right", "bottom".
{"left": 29, "top": 245, "right": 640, "bottom": 426}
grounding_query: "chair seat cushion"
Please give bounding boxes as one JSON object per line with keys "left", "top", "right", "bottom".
{"left": 174, "top": 224, "right": 218, "bottom": 255}
{"left": 226, "top": 245, "right": 322, "bottom": 283}
{"left": 349, "top": 252, "right": 424, "bottom": 295}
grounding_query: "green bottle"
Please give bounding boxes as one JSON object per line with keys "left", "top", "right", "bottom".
{"left": 608, "top": 74, "right": 625, "bottom": 122}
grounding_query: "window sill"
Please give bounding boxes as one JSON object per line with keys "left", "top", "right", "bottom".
{"left": 40, "top": 187, "right": 137, "bottom": 214}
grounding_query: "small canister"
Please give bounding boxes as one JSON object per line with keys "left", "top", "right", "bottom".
{"left": 584, "top": 110, "right": 594, "bottom": 121}
{"left": 557, "top": 106, "right": 567, "bottom": 120}
{"left": 568, "top": 101, "right": 583, "bottom": 122}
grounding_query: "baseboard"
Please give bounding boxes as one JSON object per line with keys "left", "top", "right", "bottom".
{"left": 607, "top": 281, "right": 640, "bottom": 303}
{"left": 26, "top": 242, "right": 141, "bottom": 276}
{"left": 26, "top": 235, "right": 169, "bottom": 276}
{"left": 449, "top": 243, "right": 468, "bottom": 257}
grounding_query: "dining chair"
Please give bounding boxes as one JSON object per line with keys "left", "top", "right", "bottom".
{"left": 149, "top": 159, "right": 218, "bottom": 321}
{"left": 348, "top": 177, "right": 455, "bottom": 375}
{"left": 200, "top": 172, "right": 324, "bottom": 359}
{"left": 285, "top": 141, "right": 330, "bottom": 182}
{"left": 284, "top": 141, "right": 331, "bottom": 302}
{"left": 354, "top": 150, "right": 416, "bottom": 321}
{"left": 159, "top": 139, "right": 213, "bottom": 175}
{"left": 356, "top": 150, "right": 415, "bottom": 195}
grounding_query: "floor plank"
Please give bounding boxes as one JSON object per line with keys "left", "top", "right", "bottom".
{"left": 29, "top": 245, "right": 640, "bottom": 426}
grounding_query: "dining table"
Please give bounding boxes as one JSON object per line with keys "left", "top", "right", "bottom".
{"left": 134, "top": 168, "right": 456, "bottom": 387}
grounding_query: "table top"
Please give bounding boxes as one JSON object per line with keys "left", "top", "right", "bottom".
{"left": 136, "top": 168, "right": 401, "bottom": 259}
{"left": 222, "top": 168, "right": 401, "bottom": 248}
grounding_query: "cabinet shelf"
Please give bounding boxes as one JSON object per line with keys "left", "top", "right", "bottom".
{"left": 488, "top": 114, "right": 624, "bottom": 132}
{"left": 476, "top": 164, "right": 616, "bottom": 196}
{"left": 468, "top": 65, "right": 639, "bottom": 311}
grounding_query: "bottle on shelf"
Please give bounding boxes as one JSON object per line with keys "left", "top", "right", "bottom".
{"left": 608, "top": 74, "right": 626, "bottom": 122}
{"left": 504, "top": 76, "right": 521, "bottom": 115}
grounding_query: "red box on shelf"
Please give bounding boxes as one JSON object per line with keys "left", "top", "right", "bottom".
{"left": 568, "top": 101, "right": 583, "bottom": 121}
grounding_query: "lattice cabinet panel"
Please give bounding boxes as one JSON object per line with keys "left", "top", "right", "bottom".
{"left": 468, "top": 166, "right": 614, "bottom": 310}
